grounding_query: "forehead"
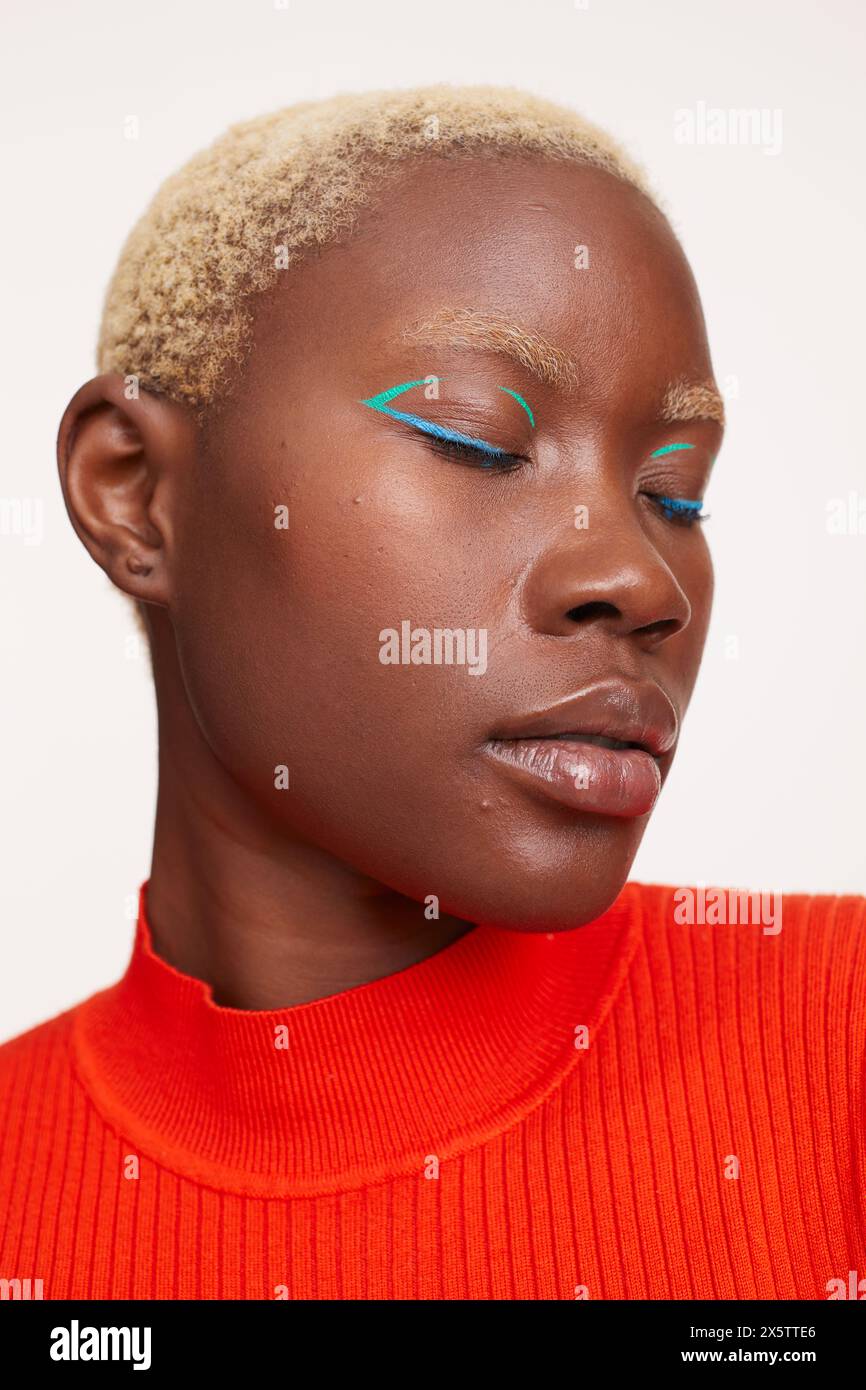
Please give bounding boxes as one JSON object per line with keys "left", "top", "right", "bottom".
{"left": 244, "top": 155, "right": 713, "bottom": 415}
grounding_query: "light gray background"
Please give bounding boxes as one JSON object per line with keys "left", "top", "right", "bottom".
{"left": 2, "top": 0, "right": 864, "bottom": 1041}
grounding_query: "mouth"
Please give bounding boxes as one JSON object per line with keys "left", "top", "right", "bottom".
{"left": 537, "top": 732, "right": 648, "bottom": 752}
{"left": 484, "top": 680, "right": 679, "bottom": 819}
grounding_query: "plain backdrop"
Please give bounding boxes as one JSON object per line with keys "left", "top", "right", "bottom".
{"left": 2, "top": 0, "right": 864, "bottom": 1042}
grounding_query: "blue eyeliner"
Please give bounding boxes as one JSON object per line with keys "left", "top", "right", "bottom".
{"left": 361, "top": 379, "right": 513, "bottom": 461}
{"left": 648, "top": 442, "right": 706, "bottom": 518}
{"left": 656, "top": 496, "right": 704, "bottom": 517}
{"left": 367, "top": 406, "right": 508, "bottom": 459}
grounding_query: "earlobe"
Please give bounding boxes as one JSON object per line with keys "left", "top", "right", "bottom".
{"left": 56, "top": 373, "right": 195, "bottom": 610}
{"left": 126, "top": 554, "right": 154, "bottom": 578}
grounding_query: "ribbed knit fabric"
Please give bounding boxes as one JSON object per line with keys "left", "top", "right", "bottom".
{"left": 1, "top": 881, "right": 865, "bottom": 1299}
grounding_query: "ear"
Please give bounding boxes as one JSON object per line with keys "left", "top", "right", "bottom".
{"left": 56, "top": 373, "right": 198, "bottom": 610}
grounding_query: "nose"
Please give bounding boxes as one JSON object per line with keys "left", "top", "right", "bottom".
{"left": 522, "top": 508, "right": 693, "bottom": 647}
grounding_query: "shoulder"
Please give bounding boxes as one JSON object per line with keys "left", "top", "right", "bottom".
{"left": 0, "top": 1005, "right": 78, "bottom": 1105}
{"left": 621, "top": 884, "right": 866, "bottom": 1134}
{"left": 0, "top": 1001, "right": 102, "bottom": 1233}
{"left": 627, "top": 881, "right": 866, "bottom": 1010}
{"left": 632, "top": 881, "right": 866, "bottom": 934}
{"left": 630, "top": 880, "right": 866, "bottom": 939}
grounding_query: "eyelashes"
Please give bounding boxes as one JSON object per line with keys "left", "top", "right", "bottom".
{"left": 360, "top": 379, "right": 531, "bottom": 469}
{"left": 361, "top": 384, "right": 709, "bottom": 523}
{"left": 373, "top": 408, "right": 516, "bottom": 465}
{"left": 645, "top": 494, "right": 708, "bottom": 526}
{"left": 411, "top": 425, "right": 708, "bottom": 523}
{"left": 645, "top": 445, "right": 707, "bottom": 523}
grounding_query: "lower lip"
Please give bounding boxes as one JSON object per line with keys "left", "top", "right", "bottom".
{"left": 484, "top": 738, "right": 663, "bottom": 818}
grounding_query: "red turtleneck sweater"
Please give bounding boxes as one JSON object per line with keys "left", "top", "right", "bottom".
{"left": 1, "top": 881, "right": 864, "bottom": 1300}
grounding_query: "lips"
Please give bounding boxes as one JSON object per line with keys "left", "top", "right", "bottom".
{"left": 484, "top": 679, "right": 679, "bottom": 819}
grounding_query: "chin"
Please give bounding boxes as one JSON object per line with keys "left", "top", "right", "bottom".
{"left": 434, "top": 815, "right": 646, "bottom": 933}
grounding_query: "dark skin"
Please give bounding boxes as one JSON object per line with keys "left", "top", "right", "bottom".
{"left": 57, "top": 155, "right": 723, "bottom": 1007}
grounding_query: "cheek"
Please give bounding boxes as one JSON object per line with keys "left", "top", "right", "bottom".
{"left": 168, "top": 504, "right": 513, "bottom": 899}
{"left": 166, "top": 454, "right": 501, "bottom": 824}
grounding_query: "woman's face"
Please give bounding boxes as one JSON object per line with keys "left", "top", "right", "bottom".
{"left": 169, "top": 155, "right": 723, "bottom": 930}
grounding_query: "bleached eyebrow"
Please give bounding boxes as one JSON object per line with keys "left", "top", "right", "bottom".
{"left": 400, "top": 310, "right": 725, "bottom": 429}
{"left": 660, "top": 379, "right": 726, "bottom": 426}
{"left": 400, "top": 307, "right": 578, "bottom": 392}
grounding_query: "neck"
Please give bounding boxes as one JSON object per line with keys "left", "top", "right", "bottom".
{"left": 146, "top": 618, "right": 473, "bottom": 1010}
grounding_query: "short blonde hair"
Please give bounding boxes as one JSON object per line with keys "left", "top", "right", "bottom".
{"left": 97, "top": 83, "right": 653, "bottom": 412}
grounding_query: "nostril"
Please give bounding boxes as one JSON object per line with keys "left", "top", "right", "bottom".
{"left": 637, "top": 617, "right": 681, "bottom": 642}
{"left": 565, "top": 600, "right": 620, "bottom": 626}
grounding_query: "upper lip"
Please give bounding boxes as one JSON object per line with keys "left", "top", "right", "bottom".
{"left": 487, "top": 678, "right": 680, "bottom": 759}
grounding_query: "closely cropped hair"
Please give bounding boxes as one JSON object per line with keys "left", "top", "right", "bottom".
{"left": 97, "top": 84, "right": 654, "bottom": 413}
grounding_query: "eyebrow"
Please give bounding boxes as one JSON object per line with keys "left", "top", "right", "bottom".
{"left": 400, "top": 307, "right": 726, "bottom": 426}
{"left": 660, "top": 379, "right": 726, "bottom": 426}
{"left": 400, "top": 308, "right": 578, "bottom": 391}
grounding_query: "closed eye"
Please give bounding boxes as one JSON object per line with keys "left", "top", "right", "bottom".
{"left": 360, "top": 379, "right": 529, "bottom": 471}
{"left": 643, "top": 493, "right": 708, "bottom": 525}
{"left": 394, "top": 412, "right": 524, "bottom": 471}
{"left": 378, "top": 408, "right": 509, "bottom": 460}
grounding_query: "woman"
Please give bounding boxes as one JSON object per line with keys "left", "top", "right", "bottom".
{"left": 1, "top": 84, "right": 863, "bottom": 1300}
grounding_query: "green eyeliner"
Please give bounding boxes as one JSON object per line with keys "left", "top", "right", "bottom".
{"left": 496, "top": 387, "right": 534, "bottom": 427}
{"left": 649, "top": 442, "right": 695, "bottom": 459}
{"left": 361, "top": 377, "right": 536, "bottom": 461}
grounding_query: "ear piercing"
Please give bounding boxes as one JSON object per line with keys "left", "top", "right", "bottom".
{"left": 127, "top": 555, "right": 153, "bottom": 577}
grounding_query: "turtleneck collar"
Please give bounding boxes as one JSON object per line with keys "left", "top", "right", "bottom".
{"left": 71, "top": 880, "right": 643, "bottom": 1198}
